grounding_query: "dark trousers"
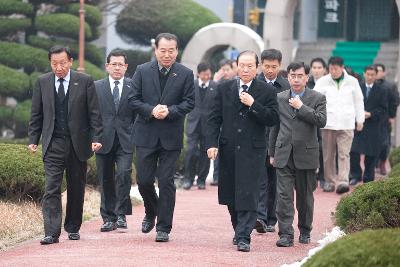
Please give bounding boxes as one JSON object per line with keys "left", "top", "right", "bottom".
{"left": 350, "top": 152, "right": 377, "bottom": 183}
{"left": 257, "top": 160, "right": 277, "bottom": 226}
{"left": 212, "top": 155, "right": 219, "bottom": 183}
{"left": 135, "top": 144, "right": 180, "bottom": 233}
{"left": 42, "top": 136, "right": 86, "bottom": 238}
{"left": 183, "top": 132, "right": 210, "bottom": 185}
{"left": 276, "top": 154, "right": 317, "bottom": 238}
{"left": 227, "top": 205, "right": 257, "bottom": 244}
{"left": 96, "top": 135, "right": 133, "bottom": 222}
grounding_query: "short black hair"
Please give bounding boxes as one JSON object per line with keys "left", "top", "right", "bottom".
{"left": 48, "top": 45, "right": 72, "bottom": 61}
{"left": 364, "top": 65, "right": 377, "bottom": 73}
{"left": 287, "top": 61, "right": 309, "bottom": 75}
{"left": 107, "top": 49, "right": 128, "bottom": 64}
{"left": 219, "top": 59, "right": 233, "bottom": 68}
{"left": 310, "top": 57, "right": 327, "bottom": 69}
{"left": 328, "top": 56, "right": 344, "bottom": 67}
{"left": 260, "top": 49, "right": 282, "bottom": 63}
{"left": 374, "top": 63, "right": 385, "bottom": 72}
{"left": 155, "top": 33, "right": 179, "bottom": 48}
{"left": 236, "top": 50, "right": 259, "bottom": 66}
{"left": 197, "top": 62, "right": 211, "bottom": 73}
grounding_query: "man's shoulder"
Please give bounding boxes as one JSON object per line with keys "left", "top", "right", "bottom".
{"left": 38, "top": 72, "right": 53, "bottom": 82}
{"left": 277, "top": 89, "right": 290, "bottom": 98}
{"left": 276, "top": 75, "right": 290, "bottom": 90}
{"left": 173, "top": 62, "right": 194, "bottom": 75}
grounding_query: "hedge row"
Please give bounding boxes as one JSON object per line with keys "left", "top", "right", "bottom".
{"left": 0, "top": 18, "right": 31, "bottom": 37}
{"left": 0, "top": 0, "right": 33, "bottom": 16}
{"left": 0, "top": 106, "right": 13, "bottom": 124}
{"left": 27, "top": 35, "right": 104, "bottom": 67}
{"left": 71, "top": 60, "right": 105, "bottom": 81}
{"left": 389, "top": 146, "right": 400, "bottom": 167}
{"left": 36, "top": 14, "right": 93, "bottom": 41}
{"left": 66, "top": 3, "right": 102, "bottom": 27}
{"left": 0, "top": 64, "right": 30, "bottom": 99}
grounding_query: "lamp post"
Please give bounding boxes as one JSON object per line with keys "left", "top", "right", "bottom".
{"left": 77, "top": 0, "right": 85, "bottom": 72}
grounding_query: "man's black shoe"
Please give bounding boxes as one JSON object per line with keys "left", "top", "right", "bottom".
{"left": 68, "top": 232, "right": 80, "bottom": 240}
{"left": 336, "top": 184, "right": 350, "bottom": 194}
{"left": 142, "top": 216, "right": 155, "bottom": 233}
{"left": 182, "top": 181, "right": 192, "bottom": 190}
{"left": 276, "top": 236, "right": 294, "bottom": 247}
{"left": 232, "top": 237, "right": 237, "bottom": 245}
{"left": 254, "top": 219, "right": 267, "bottom": 233}
{"left": 40, "top": 236, "right": 59, "bottom": 245}
{"left": 155, "top": 231, "right": 169, "bottom": 242}
{"left": 210, "top": 181, "right": 218, "bottom": 186}
{"left": 323, "top": 183, "right": 335, "bottom": 192}
{"left": 116, "top": 216, "right": 128, "bottom": 229}
{"left": 197, "top": 183, "right": 206, "bottom": 190}
{"left": 299, "top": 234, "right": 311, "bottom": 244}
{"left": 100, "top": 221, "right": 117, "bottom": 232}
{"left": 349, "top": 179, "right": 359, "bottom": 186}
{"left": 266, "top": 225, "right": 276, "bottom": 232}
{"left": 237, "top": 241, "right": 250, "bottom": 252}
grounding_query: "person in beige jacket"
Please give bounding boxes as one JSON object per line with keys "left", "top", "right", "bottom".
{"left": 313, "top": 56, "right": 365, "bottom": 194}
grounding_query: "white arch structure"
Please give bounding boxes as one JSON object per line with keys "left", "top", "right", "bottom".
{"left": 181, "top": 22, "right": 264, "bottom": 72}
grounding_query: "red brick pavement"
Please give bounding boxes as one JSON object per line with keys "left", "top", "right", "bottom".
{"left": 0, "top": 185, "right": 341, "bottom": 267}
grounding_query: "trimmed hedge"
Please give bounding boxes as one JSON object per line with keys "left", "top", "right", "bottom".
{"left": 36, "top": 14, "right": 93, "bottom": 41}
{"left": 388, "top": 163, "right": 400, "bottom": 178}
{"left": 0, "top": 143, "right": 45, "bottom": 201}
{"left": 0, "top": 0, "right": 33, "bottom": 16}
{"left": 0, "top": 18, "right": 31, "bottom": 37}
{"left": 66, "top": 3, "right": 102, "bottom": 27}
{"left": 0, "top": 64, "right": 30, "bottom": 99}
{"left": 71, "top": 60, "right": 105, "bottom": 80}
{"left": 389, "top": 146, "right": 400, "bottom": 167}
{"left": 116, "top": 0, "right": 221, "bottom": 47}
{"left": 335, "top": 176, "right": 400, "bottom": 233}
{"left": 0, "top": 106, "right": 14, "bottom": 125}
{"left": 304, "top": 228, "right": 400, "bottom": 267}
{"left": 0, "top": 42, "right": 49, "bottom": 73}
{"left": 27, "top": 35, "right": 104, "bottom": 67}
{"left": 13, "top": 99, "right": 31, "bottom": 125}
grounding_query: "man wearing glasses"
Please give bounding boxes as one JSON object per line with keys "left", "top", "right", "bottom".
{"left": 94, "top": 50, "right": 136, "bottom": 233}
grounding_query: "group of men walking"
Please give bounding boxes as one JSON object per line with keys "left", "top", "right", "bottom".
{"left": 27, "top": 31, "right": 397, "bottom": 253}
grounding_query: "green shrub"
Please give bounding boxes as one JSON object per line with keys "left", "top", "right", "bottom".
{"left": 116, "top": 0, "right": 221, "bottom": 48}
{"left": 66, "top": 3, "right": 102, "bottom": 27}
{"left": 0, "top": 106, "right": 14, "bottom": 128}
{"left": 335, "top": 177, "right": 400, "bottom": 233}
{"left": 0, "top": 143, "right": 45, "bottom": 201}
{"left": 0, "top": 0, "right": 33, "bottom": 16}
{"left": 36, "top": 14, "right": 93, "bottom": 41}
{"left": 0, "top": 42, "right": 49, "bottom": 73}
{"left": 123, "top": 49, "right": 152, "bottom": 77}
{"left": 0, "top": 64, "right": 30, "bottom": 99}
{"left": 27, "top": 35, "right": 104, "bottom": 67}
{"left": 29, "top": 71, "right": 42, "bottom": 89}
{"left": 86, "top": 155, "right": 98, "bottom": 186}
{"left": 388, "top": 163, "right": 400, "bottom": 179}
{"left": 13, "top": 100, "right": 31, "bottom": 125}
{"left": 72, "top": 60, "right": 105, "bottom": 80}
{"left": 304, "top": 228, "right": 400, "bottom": 267}
{"left": 0, "top": 18, "right": 31, "bottom": 37}
{"left": 389, "top": 146, "right": 400, "bottom": 167}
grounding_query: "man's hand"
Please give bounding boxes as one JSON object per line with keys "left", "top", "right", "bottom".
{"left": 92, "top": 142, "right": 102, "bottom": 152}
{"left": 152, "top": 105, "right": 169, "bottom": 119}
{"left": 389, "top": 118, "right": 395, "bottom": 125}
{"left": 239, "top": 92, "right": 254, "bottom": 107}
{"left": 207, "top": 147, "right": 218, "bottom": 160}
{"left": 269, "top": 157, "right": 274, "bottom": 165}
{"left": 28, "top": 144, "right": 38, "bottom": 153}
{"left": 289, "top": 95, "right": 303, "bottom": 109}
{"left": 365, "top": 111, "right": 371, "bottom": 119}
{"left": 356, "top": 122, "right": 364, "bottom": 131}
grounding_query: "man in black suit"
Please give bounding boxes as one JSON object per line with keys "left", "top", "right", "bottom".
{"left": 28, "top": 45, "right": 103, "bottom": 245}
{"left": 269, "top": 62, "right": 326, "bottom": 247}
{"left": 255, "top": 49, "right": 290, "bottom": 234}
{"left": 206, "top": 50, "right": 279, "bottom": 252}
{"left": 182, "top": 62, "right": 217, "bottom": 190}
{"left": 95, "top": 50, "right": 135, "bottom": 232}
{"left": 129, "top": 33, "right": 195, "bottom": 242}
{"left": 350, "top": 65, "right": 388, "bottom": 184}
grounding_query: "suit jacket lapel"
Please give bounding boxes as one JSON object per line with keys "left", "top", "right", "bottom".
{"left": 104, "top": 78, "right": 116, "bottom": 113}
{"left": 48, "top": 74, "right": 55, "bottom": 116}
{"left": 68, "top": 71, "right": 79, "bottom": 117}
{"left": 151, "top": 61, "right": 162, "bottom": 99}
{"left": 161, "top": 64, "right": 177, "bottom": 102}
{"left": 118, "top": 77, "right": 131, "bottom": 112}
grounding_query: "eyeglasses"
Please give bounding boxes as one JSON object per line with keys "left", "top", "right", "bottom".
{"left": 108, "top": 63, "right": 126, "bottom": 68}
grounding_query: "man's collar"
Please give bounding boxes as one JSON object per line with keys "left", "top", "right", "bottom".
{"left": 198, "top": 79, "right": 210, "bottom": 87}
{"left": 56, "top": 70, "right": 71, "bottom": 82}
{"left": 158, "top": 62, "right": 172, "bottom": 73}
{"left": 264, "top": 76, "right": 277, "bottom": 84}
{"left": 109, "top": 76, "right": 124, "bottom": 86}
{"left": 240, "top": 79, "right": 253, "bottom": 88}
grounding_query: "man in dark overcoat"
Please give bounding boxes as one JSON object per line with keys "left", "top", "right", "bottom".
{"left": 206, "top": 50, "right": 279, "bottom": 252}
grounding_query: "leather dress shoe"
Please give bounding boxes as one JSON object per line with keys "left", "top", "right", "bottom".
{"left": 266, "top": 225, "right": 276, "bottom": 232}
{"left": 68, "top": 232, "right": 80, "bottom": 240}
{"left": 210, "top": 181, "right": 218, "bottom": 186}
{"left": 101, "top": 221, "right": 117, "bottom": 232}
{"left": 40, "top": 236, "right": 59, "bottom": 245}
{"left": 349, "top": 179, "right": 359, "bottom": 186}
{"left": 197, "top": 183, "right": 206, "bottom": 190}
{"left": 232, "top": 237, "right": 237, "bottom": 245}
{"left": 276, "top": 236, "right": 294, "bottom": 247}
{"left": 254, "top": 219, "right": 267, "bottom": 233}
{"left": 182, "top": 181, "right": 192, "bottom": 190}
{"left": 155, "top": 231, "right": 169, "bottom": 242}
{"left": 116, "top": 216, "right": 128, "bottom": 229}
{"left": 142, "top": 216, "right": 155, "bottom": 233}
{"left": 299, "top": 234, "right": 311, "bottom": 244}
{"left": 336, "top": 184, "right": 350, "bottom": 194}
{"left": 323, "top": 183, "right": 335, "bottom": 192}
{"left": 237, "top": 241, "right": 250, "bottom": 252}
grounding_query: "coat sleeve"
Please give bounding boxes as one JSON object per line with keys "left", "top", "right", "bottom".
{"left": 369, "top": 87, "right": 388, "bottom": 122}
{"left": 353, "top": 82, "right": 366, "bottom": 124}
{"left": 268, "top": 123, "right": 279, "bottom": 157}
{"left": 296, "top": 94, "right": 327, "bottom": 128}
{"left": 167, "top": 70, "right": 195, "bottom": 120}
{"left": 86, "top": 77, "right": 103, "bottom": 143}
{"left": 248, "top": 88, "right": 279, "bottom": 127}
{"left": 205, "top": 83, "right": 223, "bottom": 149}
{"left": 28, "top": 79, "right": 43, "bottom": 145}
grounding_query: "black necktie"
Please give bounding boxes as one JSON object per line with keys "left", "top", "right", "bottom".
{"left": 161, "top": 67, "right": 168, "bottom": 76}
{"left": 58, "top": 78, "right": 65, "bottom": 102}
{"left": 113, "top": 80, "right": 120, "bottom": 110}
{"left": 241, "top": 84, "right": 248, "bottom": 94}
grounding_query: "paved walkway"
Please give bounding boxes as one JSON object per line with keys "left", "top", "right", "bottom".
{"left": 0, "top": 185, "right": 340, "bottom": 267}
